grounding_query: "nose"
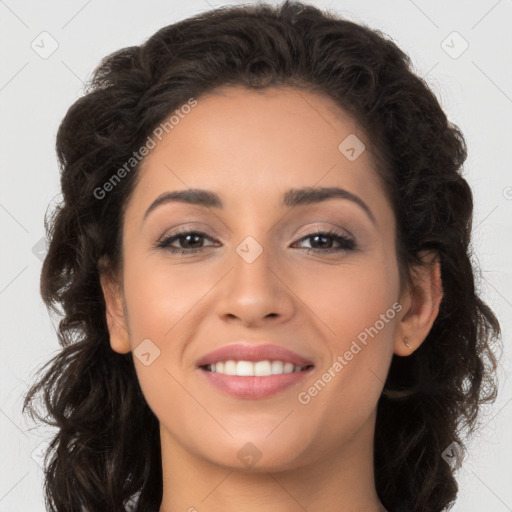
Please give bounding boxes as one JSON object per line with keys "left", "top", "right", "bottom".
{"left": 214, "top": 240, "right": 295, "bottom": 327}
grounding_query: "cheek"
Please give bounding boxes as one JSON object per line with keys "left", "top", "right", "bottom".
{"left": 295, "top": 257, "right": 399, "bottom": 346}
{"left": 120, "top": 257, "right": 222, "bottom": 401}
{"left": 296, "top": 256, "right": 398, "bottom": 408}
{"left": 122, "top": 256, "right": 209, "bottom": 343}
{"left": 120, "top": 260, "right": 198, "bottom": 420}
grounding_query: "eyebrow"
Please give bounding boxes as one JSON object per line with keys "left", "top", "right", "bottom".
{"left": 142, "top": 186, "right": 376, "bottom": 225}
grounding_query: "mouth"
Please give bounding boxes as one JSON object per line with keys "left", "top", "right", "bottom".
{"left": 195, "top": 342, "right": 315, "bottom": 399}
{"left": 200, "top": 360, "right": 314, "bottom": 375}
{"left": 198, "top": 361, "right": 315, "bottom": 400}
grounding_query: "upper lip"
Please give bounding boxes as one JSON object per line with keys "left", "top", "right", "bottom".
{"left": 196, "top": 343, "right": 315, "bottom": 368}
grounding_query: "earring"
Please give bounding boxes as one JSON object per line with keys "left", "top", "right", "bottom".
{"left": 403, "top": 337, "right": 412, "bottom": 349}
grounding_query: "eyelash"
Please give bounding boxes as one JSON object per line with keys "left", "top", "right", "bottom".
{"left": 154, "top": 227, "right": 356, "bottom": 255}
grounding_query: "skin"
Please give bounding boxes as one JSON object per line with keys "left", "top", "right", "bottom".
{"left": 100, "top": 85, "right": 443, "bottom": 512}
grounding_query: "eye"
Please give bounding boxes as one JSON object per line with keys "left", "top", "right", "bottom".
{"left": 292, "top": 228, "right": 356, "bottom": 254}
{"left": 154, "top": 227, "right": 356, "bottom": 255}
{"left": 155, "top": 229, "right": 218, "bottom": 254}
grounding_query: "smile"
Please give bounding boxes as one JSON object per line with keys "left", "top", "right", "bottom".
{"left": 199, "top": 362, "right": 314, "bottom": 399}
{"left": 203, "top": 359, "right": 312, "bottom": 376}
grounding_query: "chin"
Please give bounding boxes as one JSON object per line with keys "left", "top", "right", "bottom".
{"left": 196, "top": 434, "right": 311, "bottom": 473}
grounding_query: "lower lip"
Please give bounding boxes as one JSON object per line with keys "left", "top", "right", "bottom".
{"left": 199, "top": 367, "right": 314, "bottom": 399}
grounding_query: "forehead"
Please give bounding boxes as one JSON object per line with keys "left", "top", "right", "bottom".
{"left": 126, "top": 85, "right": 390, "bottom": 221}
{"left": 147, "top": 85, "right": 367, "bottom": 167}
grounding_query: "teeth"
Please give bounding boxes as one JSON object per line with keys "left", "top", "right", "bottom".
{"left": 207, "top": 360, "right": 307, "bottom": 376}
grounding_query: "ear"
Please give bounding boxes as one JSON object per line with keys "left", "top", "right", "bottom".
{"left": 98, "top": 256, "right": 131, "bottom": 354}
{"left": 394, "top": 250, "right": 443, "bottom": 356}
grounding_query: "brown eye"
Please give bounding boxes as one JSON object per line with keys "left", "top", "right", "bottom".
{"left": 156, "top": 230, "right": 217, "bottom": 254}
{"left": 293, "top": 229, "right": 356, "bottom": 254}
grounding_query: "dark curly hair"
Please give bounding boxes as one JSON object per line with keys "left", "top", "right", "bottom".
{"left": 22, "top": 1, "right": 502, "bottom": 511}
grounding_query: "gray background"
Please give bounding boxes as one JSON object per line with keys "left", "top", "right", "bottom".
{"left": 1, "top": 0, "right": 511, "bottom": 510}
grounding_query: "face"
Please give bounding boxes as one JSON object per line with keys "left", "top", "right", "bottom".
{"left": 102, "top": 85, "right": 411, "bottom": 472}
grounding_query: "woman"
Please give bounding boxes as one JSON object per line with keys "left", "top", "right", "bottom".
{"left": 23, "top": 1, "right": 502, "bottom": 511}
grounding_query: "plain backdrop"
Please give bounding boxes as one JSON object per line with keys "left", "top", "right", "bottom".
{"left": 0, "top": 1, "right": 511, "bottom": 511}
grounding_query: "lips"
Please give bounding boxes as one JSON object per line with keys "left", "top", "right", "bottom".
{"left": 200, "top": 368, "right": 314, "bottom": 399}
{"left": 196, "top": 343, "right": 315, "bottom": 368}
